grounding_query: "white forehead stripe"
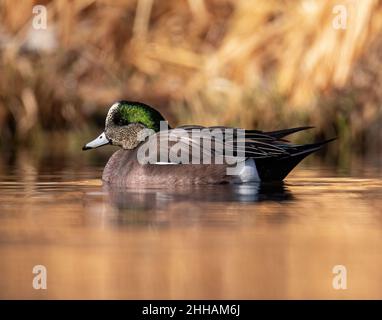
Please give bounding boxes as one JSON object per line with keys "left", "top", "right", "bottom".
{"left": 107, "top": 102, "right": 120, "bottom": 116}
{"left": 110, "top": 102, "right": 120, "bottom": 110}
{"left": 105, "top": 102, "right": 121, "bottom": 126}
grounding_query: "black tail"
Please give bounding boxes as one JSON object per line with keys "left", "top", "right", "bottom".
{"left": 255, "top": 138, "right": 335, "bottom": 181}
{"left": 264, "top": 126, "right": 314, "bottom": 139}
{"left": 286, "top": 138, "right": 337, "bottom": 156}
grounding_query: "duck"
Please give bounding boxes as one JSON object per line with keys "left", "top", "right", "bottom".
{"left": 83, "top": 100, "right": 334, "bottom": 186}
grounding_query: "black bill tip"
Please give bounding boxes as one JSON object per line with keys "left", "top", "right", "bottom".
{"left": 82, "top": 145, "right": 91, "bottom": 151}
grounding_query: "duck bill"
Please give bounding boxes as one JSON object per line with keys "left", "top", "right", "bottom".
{"left": 82, "top": 132, "right": 111, "bottom": 150}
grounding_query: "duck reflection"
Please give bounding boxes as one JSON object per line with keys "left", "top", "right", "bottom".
{"left": 103, "top": 182, "right": 293, "bottom": 212}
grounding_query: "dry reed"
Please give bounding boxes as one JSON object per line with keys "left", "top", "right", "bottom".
{"left": 1, "top": 0, "right": 382, "bottom": 159}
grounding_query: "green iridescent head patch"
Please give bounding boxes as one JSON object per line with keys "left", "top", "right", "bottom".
{"left": 112, "top": 101, "right": 165, "bottom": 132}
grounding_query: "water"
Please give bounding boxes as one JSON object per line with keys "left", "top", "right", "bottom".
{"left": 1, "top": 153, "right": 382, "bottom": 299}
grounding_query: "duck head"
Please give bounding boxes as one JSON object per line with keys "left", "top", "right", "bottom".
{"left": 82, "top": 101, "right": 166, "bottom": 150}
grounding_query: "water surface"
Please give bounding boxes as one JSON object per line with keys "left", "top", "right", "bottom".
{"left": 1, "top": 156, "right": 382, "bottom": 299}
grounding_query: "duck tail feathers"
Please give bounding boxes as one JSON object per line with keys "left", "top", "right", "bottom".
{"left": 288, "top": 137, "right": 337, "bottom": 157}
{"left": 255, "top": 138, "right": 336, "bottom": 181}
{"left": 264, "top": 126, "right": 314, "bottom": 139}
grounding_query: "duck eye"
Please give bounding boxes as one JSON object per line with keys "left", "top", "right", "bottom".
{"left": 113, "top": 111, "right": 126, "bottom": 126}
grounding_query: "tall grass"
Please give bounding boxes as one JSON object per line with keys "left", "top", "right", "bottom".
{"left": 1, "top": 0, "right": 382, "bottom": 160}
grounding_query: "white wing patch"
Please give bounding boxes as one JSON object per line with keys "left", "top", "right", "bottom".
{"left": 154, "top": 162, "right": 179, "bottom": 165}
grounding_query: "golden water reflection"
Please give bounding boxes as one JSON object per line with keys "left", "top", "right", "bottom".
{"left": 1, "top": 164, "right": 382, "bottom": 299}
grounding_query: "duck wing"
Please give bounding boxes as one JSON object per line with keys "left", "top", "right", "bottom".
{"left": 143, "top": 126, "right": 314, "bottom": 163}
{"left": 137, "top": 125, "right": 334, "bottom": 181}
{"left": 140, "top": 125, "right": 332, "bottom": 162}
{"left": 175, "top": 125, "right": 291, "bottom": 159}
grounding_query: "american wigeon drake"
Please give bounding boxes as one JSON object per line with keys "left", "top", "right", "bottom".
{"left": 83, "top": 101, "right": 334, "bottom": 186}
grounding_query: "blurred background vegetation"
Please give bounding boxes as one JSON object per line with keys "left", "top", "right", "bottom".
{"left": 1, "top": 0, "right": 382, "bottom": 169}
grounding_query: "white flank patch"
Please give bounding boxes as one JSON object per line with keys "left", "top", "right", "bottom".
{"left": 231, "top": 158, "right": 261, "bottom": 182}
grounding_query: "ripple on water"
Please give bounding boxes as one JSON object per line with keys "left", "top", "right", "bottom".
{"left": 1, "top": 164, "right": 382, "bottom": 298}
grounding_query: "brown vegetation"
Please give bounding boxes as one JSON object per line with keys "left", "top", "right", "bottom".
{"left": 1, "top": 0, "right": 382, "bottom": 161}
